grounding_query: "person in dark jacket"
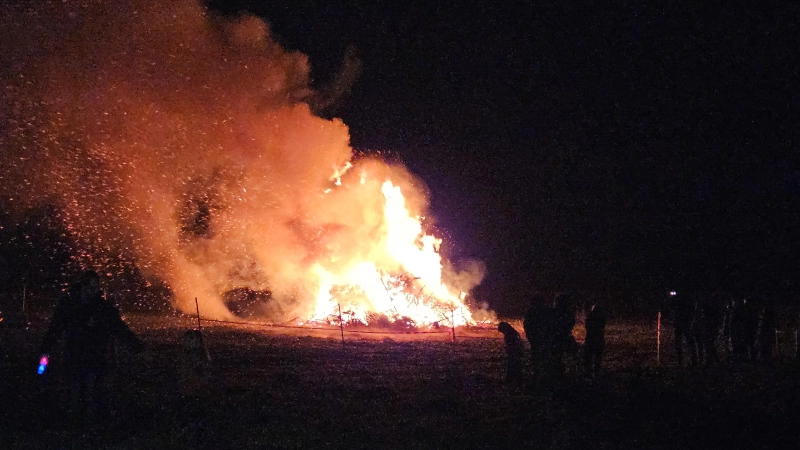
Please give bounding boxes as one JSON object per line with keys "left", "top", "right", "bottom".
{"left": 551, "top": 294, "right": 576, "bottom": 377}
{"left": 695, "top": 295, "right": 724, "bottom": 365}
{"left": 523, "top": 294, "right": 546, "bottom": 369}
{"left": 730, "top": 297, "right": 759, "bottom": 363}
{"left": 40, "top": 270, "right": 144, "bottom": 425}
{"left": 757, "top": 298, "right": 777, "bottom": 363}
{"left": 498, "top": 321, "right": 525, "bottom": 382}
{"left": 583, "top": 302, "right": 607, "bottom": 377}
{"left": 670, "top": 292, "right": 697, "bottom": 366}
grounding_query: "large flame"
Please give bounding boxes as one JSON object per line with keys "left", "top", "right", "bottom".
{"left": 0, "top": 0, "right": 490, "bottom": 326}
{"left": 310, "top": 179, "right": 474, "bottom": 326}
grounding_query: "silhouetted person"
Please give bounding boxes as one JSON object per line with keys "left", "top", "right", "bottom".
{"left": 796, "top": 307, "right": 800, "bottom": 362}
{"left": 498, "top": 321, "right": 524, "bottom": 382}
{"left": 670, "top": 292, "right": 697, "bottom": 366}
{"left": 40, "top": 270, "right": 143, "bottom": 427}
{"left": 730, "top": 297, "right": 759, "bottom": 363}
{"left": 757, "top": 298, "right": 777, "bottom": 363}
{"left": 696, "top": 295, "right": 724, "bottom": 365}
{"left": 729, "top": 298, "right": 745, "bottom": 360}
{"left": 584, "top": 302, "right": 606, "bottom": 377}
{"left": 721, "top": 297, "right": 734, "bottom": 355}
{"left": 551, "top": 294, "right": 576, "bottom": 377}
{"left": 523, "top": 294, "right": 546, "bottom": 368}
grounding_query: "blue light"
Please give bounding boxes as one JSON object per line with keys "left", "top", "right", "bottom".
{"left": 37, "top": 355, "right": 48, "bottom": 375}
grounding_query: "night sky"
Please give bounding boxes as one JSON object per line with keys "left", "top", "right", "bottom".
{"left": 204, "top": 1, "right": 800, "bottom": 313}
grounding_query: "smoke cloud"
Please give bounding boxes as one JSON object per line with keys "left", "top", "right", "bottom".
{"left": 0, "top": 0, "right": 485, "bottom": 321}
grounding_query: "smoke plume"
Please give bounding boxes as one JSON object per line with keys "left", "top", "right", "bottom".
{"left": 0, "top": 0, "right": 486, "bottom": 321}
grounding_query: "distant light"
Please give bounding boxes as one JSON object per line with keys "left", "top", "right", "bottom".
{"left": 669, "top": 291, "right": 677, "bottom": 296}
{"left": 37, "top": 355, "right": 49, "bottom": 375}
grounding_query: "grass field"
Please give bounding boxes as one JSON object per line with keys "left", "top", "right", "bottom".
{"left": 2, "top": 316, "right": 800, "bottom": 449}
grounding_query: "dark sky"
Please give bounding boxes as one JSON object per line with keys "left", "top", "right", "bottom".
{"left": 202, "top": 1, "right": 800, "bottom": 313}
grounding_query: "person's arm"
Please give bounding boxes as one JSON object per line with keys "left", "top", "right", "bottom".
{"left": 107, "top": 304, "right": 145, "bottom": 353}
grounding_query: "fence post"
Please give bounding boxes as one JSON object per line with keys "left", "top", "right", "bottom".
{"left": 451, "top": 309, "right": 456, "bottom": 343}
{"left": 775, "top": 327, "right": 779, "bottom": 358}
{"left": 195, "top": 297, "right": 210, "bottom": 361}
{"left": 657, "top": 311, "right": 661, "bottom": 366}
{"left": 338, "top": 303, "right": 345, "bottom": 345}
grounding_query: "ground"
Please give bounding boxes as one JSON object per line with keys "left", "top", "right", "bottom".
{"left": 2, "top": 316, "right": 800, "bottom": 449}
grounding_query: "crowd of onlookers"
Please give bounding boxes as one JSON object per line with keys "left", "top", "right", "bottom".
{"left": 670, "top": 292, "right": 782, "bottom": 366}
{"left": 498, "top": 291, "right": 792, "bottom": 382}
{"left": 498, "top": 293, "right": 606, "bottom": 382}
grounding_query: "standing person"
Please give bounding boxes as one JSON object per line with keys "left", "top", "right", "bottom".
{"left": 497, "top": 322, "right": 525, "bottom": 383}
{"left": 523, "top": 294, "right": 545, "bottom": 369}
{"left": 730, "top": 297, "right": 759, "bottom": 363}
{"left": 721, "top": 296, "right": 735, "bottom": 356}
{"left": 39, "top": 270, "right": 144, "bottom": 427}
{"left": 583, "top": 302, "right": 607, "bottom": 377}
{"left": 670, "top": 291, "right": 697, "bottom": 366}
{"left": 696, "top": 295, "right": 724, "bottom": 365}
{"left": 729, "top": 298, "right": 746, "bottom": 361}
{"left": 551, "top": 294, "right": 576, "bottom": 377}
{"left": 757, "top": 297, "right": 777, "bottom": 363}
{"left": 796, "top": 306, "right": 800, "bottom": 362}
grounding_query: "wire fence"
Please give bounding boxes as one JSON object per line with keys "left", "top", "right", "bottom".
{"left": 181, "top": 300, "right": 800, "bottom": 356}
{"left": 185, "top": 297, "right": 500, "bottom": 343}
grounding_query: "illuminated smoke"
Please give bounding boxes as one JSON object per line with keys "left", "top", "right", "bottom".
{"left": 0, "top": 0, "right": 489, "bottom": 323}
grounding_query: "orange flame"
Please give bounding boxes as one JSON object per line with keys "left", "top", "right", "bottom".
{"left": 309, "top": 179, "right": 474, "bottom": 327}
